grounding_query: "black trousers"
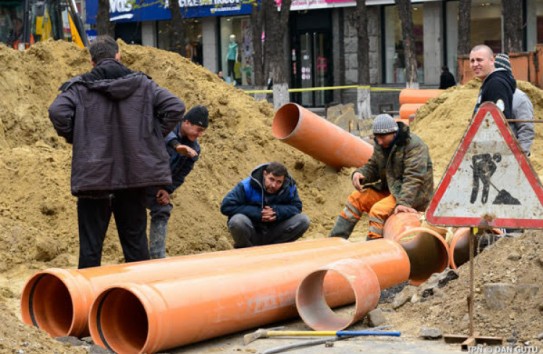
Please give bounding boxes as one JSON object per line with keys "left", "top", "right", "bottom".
{"left": 77, "top": 188, "right": 150, "bottom": 268}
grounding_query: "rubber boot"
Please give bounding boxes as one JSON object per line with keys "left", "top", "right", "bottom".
{"left": 329, "top": 216, "right": 356, "bottom": 239}
{"left": 149, "top": 219, "right": 168, "bottom": 259}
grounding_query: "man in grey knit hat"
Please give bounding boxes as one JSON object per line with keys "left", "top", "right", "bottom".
{"left": 330, "top": 114, "right": 434, "bottom": 240}
{"left": 494, "top": 53, "right": 534, "bottom": 156}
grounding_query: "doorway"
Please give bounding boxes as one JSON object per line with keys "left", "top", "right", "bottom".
{"left": 290, "top": 10, "right": 333, "bottom": 107}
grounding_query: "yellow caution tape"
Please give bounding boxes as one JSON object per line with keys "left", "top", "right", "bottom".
{"left": 244, "top": 85, "right": 402, "bottom": 94}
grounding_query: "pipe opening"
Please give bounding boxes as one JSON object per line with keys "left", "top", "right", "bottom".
{"left": 449, "top": 228, "right": 502, "bottom": 269}
{"left": 23, "top": 274, "right": 73, "bottom": 337}
{"left": 272, "top": 103, "right": 301, "bottom": 140}
{"left": 396, "top": 227, "right": 450, "bottom": 286}
{"left": 296, "top": 261, "right": 380, "bottom": 331}
{"left": 94, "top": 288, "right": 148, "bottom": 353}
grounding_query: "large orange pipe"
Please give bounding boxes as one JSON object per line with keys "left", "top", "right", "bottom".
{"left": 88, "top": 239, "right": 409, "bottom": 353}
{"left": 272, "top": 103, "right": 374, "bottom": 170}
{"left": 383, "top": 213, "right": 450, "bottom": 285}
{"left": 295, "top": 259, "right": 381, "bottom": 331}
{"left": 448, "top": 227, "right": 503, "bottom": 269}
{"left": 20, "top": 237, "right": 349, "bottom": 337}
{"left": 398, "top": 89, "right": 443, "bottom": 105}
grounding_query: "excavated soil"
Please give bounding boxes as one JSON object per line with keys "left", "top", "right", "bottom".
{"left": 0, "top": 40, "right": 542, "bottom": 352}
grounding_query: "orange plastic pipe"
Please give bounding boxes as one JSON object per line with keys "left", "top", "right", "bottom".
{"left": 88, "top": 239, "right": 409, "bottom": 353}
{"left": 20, "top": 237, "right": 348, "bottom": 337}
{"left": 399, "top": 103, "right": 423, "bottom": 120}
{"left": 295, "top": 258, "right": 380, "bottom": 331}
{"left": 398, "top": 89, "right": 443, "bottom": 105}
{"left": 272, "top": 103, "right": 374, "bottom": 170}
{"left": 383, "top": 213, "right": 450, "bottom": 285}
{"left": 448, "top": 227, "right": 503, "bottom": 269}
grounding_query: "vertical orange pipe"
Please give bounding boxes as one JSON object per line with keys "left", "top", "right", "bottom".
{"left": 20, "top": 238, "right": 348, "bottom": 337}
{"left": 88, "top": 239, "right": 410, "bottom": 353}
{"left": 272, "top": 103, "right": 374, "bottom": 170}
{"left": 295, "top": 259, "right": 381, "bottom": 331}
{"left": 383, "top": 213, "right": 450, "bottom": 285}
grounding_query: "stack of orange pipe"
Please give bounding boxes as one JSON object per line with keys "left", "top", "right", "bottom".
{"left": 87, "top": 239, "right": 410, "bottom": 353}
{"left": 398, "top": 89, "right": 443, "bottom": 122}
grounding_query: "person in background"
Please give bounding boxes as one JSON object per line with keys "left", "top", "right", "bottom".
{"left": 470, "top": 44, "right": 516, "bottom": 119}
{"left": 48, "top": 35, "right": 185, "bottom": 268}
{"left": 147, "top": 105, "right": 208, "bottom": 259}
{"left": 329, "top": 114, "right": 434, "bottom": 240}
{"left": 221, "top": 162, "right": 310, "bottom": 248}
{"left": 439, "top": 66, "right": 456, "bottom": 89}
{"left": 494, "top": 53, "right": 535, "bottom": 157}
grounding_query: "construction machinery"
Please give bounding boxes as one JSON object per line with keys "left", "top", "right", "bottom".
{"left": 0, "top": 0, "right": 88, "bottom": 49}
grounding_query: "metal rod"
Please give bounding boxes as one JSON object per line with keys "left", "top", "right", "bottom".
{"left": 468, "top": 227, "right": 475, "bottom": 337}
{"left": 506, "top": 119, "right": 539, "bottom": 123}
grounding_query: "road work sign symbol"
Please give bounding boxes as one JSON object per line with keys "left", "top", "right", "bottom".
{"left": 426, "top": 102, "right": 543, "bottom": 228}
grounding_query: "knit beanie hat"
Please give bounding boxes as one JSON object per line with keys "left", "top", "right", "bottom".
{"left": 183, "top": 105, "right": 209, "bottom": 128}
{"left": 372, "top": 114, "right": 398, "bottom": 135}
{"left": 494, "top": 53, "right": 512, "bottom": 72}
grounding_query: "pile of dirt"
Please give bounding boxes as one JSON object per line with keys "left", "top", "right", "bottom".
{"left": 386, "top": 231, "right": 543, "bottom": 343}
{"left": 1, "top": 39, "right": 542, "bottom": 352}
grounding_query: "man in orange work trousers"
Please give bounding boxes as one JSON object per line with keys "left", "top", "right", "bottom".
{"left": 330, "top": 114, "right": 434, "bottom": 240}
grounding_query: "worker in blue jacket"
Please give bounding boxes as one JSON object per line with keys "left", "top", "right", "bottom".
{"left": 221, "top": 162, "right": 310, "bottom": 248}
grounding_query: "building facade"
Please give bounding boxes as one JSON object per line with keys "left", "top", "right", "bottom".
{"left": 85, "top": 0, "right": 543, "bottom": 108}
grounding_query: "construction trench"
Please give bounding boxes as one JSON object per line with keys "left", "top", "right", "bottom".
{"left": 1, "top": 41, "right": 543, "bottom": 353}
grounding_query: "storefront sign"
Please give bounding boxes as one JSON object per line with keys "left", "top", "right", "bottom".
{"left": 86, "top": 0, "right": 254, "bottom": 24}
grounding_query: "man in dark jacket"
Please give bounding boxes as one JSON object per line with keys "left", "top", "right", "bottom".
{"left": 439, "top": 66, "right": 456, "bottom": 89}
{"left": 221, "top": 162, "right": 310, "bottom": 248}
{"left": 48, "top": 35, "right": 185, "bottom": 268}
{"left": 470, "top": 44, "right": 516, "bottom": 119}
{"left": 330, "top": 114, "right": 434, "bottom": 240}
{"left": 147, "top": 105, "right": 208, "bottom": 259}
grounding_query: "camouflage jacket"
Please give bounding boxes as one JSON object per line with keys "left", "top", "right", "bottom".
{"left": 356, "top": 122, "right": 434, "bottom": 211}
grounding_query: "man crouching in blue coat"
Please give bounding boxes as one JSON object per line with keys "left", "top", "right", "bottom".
{"left": 220, "top": 162, "right": 310, "bottom": 248}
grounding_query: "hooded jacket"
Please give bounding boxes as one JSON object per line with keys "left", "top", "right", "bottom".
{"left": 163, "top": 124, "right": 201, "bottom": 194}
{"left": 356, "top": 122, "right": 434, "bottom": 211}
{"left": 220, "top": 164, "right": 303, "bottom": 225}
{"left": 474, "top": 68, "right": 516, "bottom": 119}
{"left": 48, "top": 59, "right": 185, "bottom": 196}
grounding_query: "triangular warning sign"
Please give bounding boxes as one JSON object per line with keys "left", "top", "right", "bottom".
{"left": 426, "top": 102, "right": 543, "bottom": 228}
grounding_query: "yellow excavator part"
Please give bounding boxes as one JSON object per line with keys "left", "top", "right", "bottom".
{"left": 68, "top": 12, "right": 84, "bottom": 48}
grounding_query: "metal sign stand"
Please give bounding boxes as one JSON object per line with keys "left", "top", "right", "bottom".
{"left": 443, "top": 227, "right": 503, "bottom": 350}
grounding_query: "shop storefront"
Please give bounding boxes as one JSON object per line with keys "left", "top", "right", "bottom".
{"left": 85, "top": 0, "right": 253, "bottom": 80}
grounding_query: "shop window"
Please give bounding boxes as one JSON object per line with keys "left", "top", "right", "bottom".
{"left": 384, "top": 4, "right": 424, "bottom": 84}
{"left": 220, "top": 15, "right": 253, "bottom": 86}
{"left": 470, "top": 0, "right": 502, "bottom": 53}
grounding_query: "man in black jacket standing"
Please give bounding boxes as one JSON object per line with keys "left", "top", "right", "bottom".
{"left": 49, "top": 35, "right": 185, "bottom": 268}
{"left": 470, "top": 44, "right": 516, "bottom": 119}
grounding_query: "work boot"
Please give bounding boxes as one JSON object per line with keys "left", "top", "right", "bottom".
{"left": 149, "top": 219, "right": 168, "bottom": 259}
{"left": 329, "top": 217, "right": 356, "bottom": 239}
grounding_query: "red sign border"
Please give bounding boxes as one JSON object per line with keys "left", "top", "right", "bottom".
{"left": 426, "top": 102, "right": 543, "bottom": 228}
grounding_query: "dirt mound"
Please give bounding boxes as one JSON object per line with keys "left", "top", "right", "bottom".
{"left": 387, "top": 231, "right": 543, "bottom": 342}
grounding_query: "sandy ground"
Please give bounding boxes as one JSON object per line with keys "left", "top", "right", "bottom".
{"left": 0, "top": 40, "right": 542, "bottom": 353}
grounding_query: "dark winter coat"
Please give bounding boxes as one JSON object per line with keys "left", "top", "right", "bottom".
{"left": 474, "top": 68, "right": 516, "bottom": 119}
{"left": 48, "top": 59, "right": 185, "bottom": 196}
{"left": 220, "top": 164, "right": 303, "bottom": 225}
{"left": 356, "top": 122, "right": 434, "bottom": 211}
{"left": 163, "top": 124, "right": 200, "bottom": 194}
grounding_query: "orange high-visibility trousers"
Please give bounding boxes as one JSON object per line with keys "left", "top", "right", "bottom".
{"left": 339, "top": 189, "right": 396, "bottom": 239}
